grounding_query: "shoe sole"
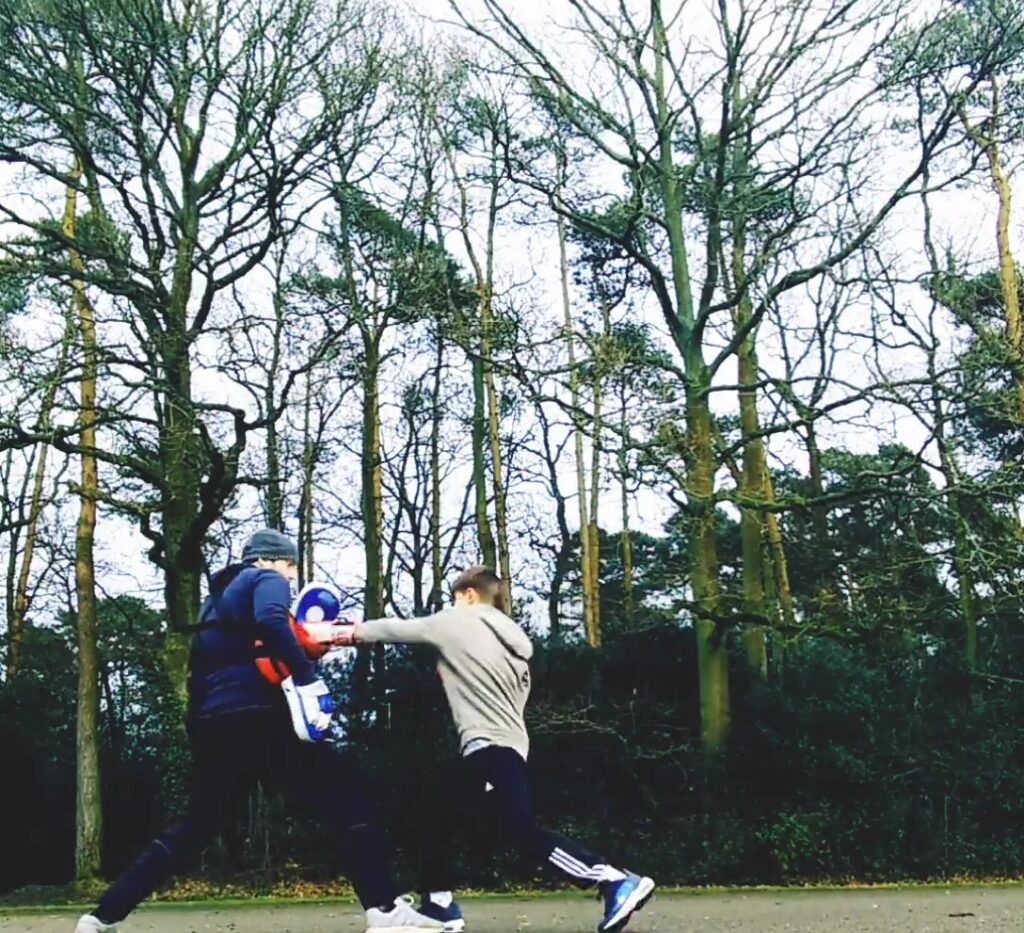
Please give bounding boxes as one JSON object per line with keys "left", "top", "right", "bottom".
{"left": 599, "top": 877, "right": 656, "bottom": 933}
{"left": 442, "top": 922, "right": 465, "bottom": 933}
{"left": 364, "top": 927, "right": 447, "bottom": 933}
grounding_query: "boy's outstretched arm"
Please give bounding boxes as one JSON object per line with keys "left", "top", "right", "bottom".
{"left": 333, "top": 611, "right": 452, "bottom": 647}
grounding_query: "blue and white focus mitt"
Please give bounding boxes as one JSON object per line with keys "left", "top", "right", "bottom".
{"left": 281, "top": 676, "right": 335, "bottom": 742}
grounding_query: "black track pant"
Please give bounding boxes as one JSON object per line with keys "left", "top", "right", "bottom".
{"left": 414, "top": 745, "right": 613, "bottom": 893}
{"left": 94, "top": 708, "right": 396, "bottom": 923}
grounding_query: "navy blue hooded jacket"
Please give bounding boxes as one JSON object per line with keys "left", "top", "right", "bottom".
{"left": 187, "top": 564, "right": 317, "bottom": 720}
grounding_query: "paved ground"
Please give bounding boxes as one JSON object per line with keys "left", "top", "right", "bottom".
{"left": 1, "top": 887, "right": 1020, "bottom": 932}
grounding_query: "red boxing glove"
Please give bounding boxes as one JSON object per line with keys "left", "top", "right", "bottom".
{"left": 293, "top": 619, "right": 332, "bottom": 659}
{"left": 255, "top": 615, "right": 331, "bottom": 686}
{"left": 298, "top": 619, "right": 356, "bottom": 647}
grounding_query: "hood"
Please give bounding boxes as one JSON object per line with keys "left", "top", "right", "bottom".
{"left": 209, "top": 563, "right": 249, "bottom": 596}
{"left": 477, "top": 606, "right": 534, "bottom": 661}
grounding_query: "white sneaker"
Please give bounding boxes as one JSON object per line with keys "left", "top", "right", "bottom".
{"left": 365, "top": 895, "right": 446, "bottom": 932}
{"left": 74, "top": 916, "right": 117, "bottom": 933}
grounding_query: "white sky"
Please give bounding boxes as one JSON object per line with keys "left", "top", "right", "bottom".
{"left": 2, "top": 0, "right": 1022, "bottom": 625}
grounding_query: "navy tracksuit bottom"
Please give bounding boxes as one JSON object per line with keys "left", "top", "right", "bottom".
{"left": 413, "top": 745, "right": 610, "bottom": 893}
{"left": 94, "top": 708, "right": 396, "bottom": 923}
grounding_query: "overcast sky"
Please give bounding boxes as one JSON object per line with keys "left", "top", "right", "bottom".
{"left": 2, "top": 0, "right": 1021, "bottom": 621}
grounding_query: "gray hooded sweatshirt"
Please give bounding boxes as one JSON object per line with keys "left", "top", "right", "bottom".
{"left": 356, "top": 604, "right": 534, "bottom": 760}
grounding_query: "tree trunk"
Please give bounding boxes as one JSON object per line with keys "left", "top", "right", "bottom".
{"left": 733, "top": 227, "right": 769, "bottom": 679}
{"left": 481, "top": 298, "right": 513, "bottom": 610}
{"left": 64, "top": 161, "right": 103, "bottom": 882}
{"left": 960, "top": 79, "right": 1024, "bottom": 420}
{"left": 653, "top": 0, "right": 728, "bottom": 753}
{"left": 438, "top": 118, "right": 497, "bottom": 574}
{"left": 556, "top": 202, "right": 599, "bottom": 646}
{"left": 357, "top": 324, "right": 386, "bottom": 733}
{"left": 688, "top": 393, "right": 729, "bottom": 756}
{"left": 299, "top": 371, "right": 315, "bottom": 586}
{"left": 762, "top": 474, "right": 797, "bottom": 631}
{"left": 586, "top": 293, "right": 609, "bottom": 641}
{"left": 715, "top": 418, "right": 795, "bottom": 643}
{"left": 361, "top": 326, "right": 385, "bottom": 621}
{"left": 4, "top": 451, "right": 26, "bottom": 679}
{"left": 162, "top": 571, "right": 200, "bottom": 699}
{"left": 471, "top": 355, "right": 497, "bottom": 569}
{"left": 619, "top": 398, "right": 635, "bottom": 627}
{"left": 9, "top": 460, "right": 46, "bottom": 683}
{"left": 535, "top": 400, "right": 570, "bottom": 639}
{"left": 160, "top": 363, "right": 201, "bottom": 694}
{"left": 548, "top": 539, "right": 571, "bottom": 639}
{"left": 8, "top": 321, "right": 72, "bottom": 679}
{"left": 159, "top": 187, "right": 204, "bottom": 697}
{"left": 383, "top": 411, "right": 415, "bottom": 615}
{"left": 264, "top": 257, "right": 286, "bottom": 528}
{"left": 429, "top": 330, "right": 445, "bottom": 613}
{"left": 480, "top": 142, "right": 513, "bottom": 612}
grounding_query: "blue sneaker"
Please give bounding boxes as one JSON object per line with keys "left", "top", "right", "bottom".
{"left": 418, "top": 893, "right": 465, "bottom": 933}
{"left": 598, "top": 873, "right": 656, "bottom": 933}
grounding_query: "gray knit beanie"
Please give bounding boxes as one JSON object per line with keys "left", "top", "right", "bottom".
{"left": 242, "top": 528, "right": 299, "bottom": 564}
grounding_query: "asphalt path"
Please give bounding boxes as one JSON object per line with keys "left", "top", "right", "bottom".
{"left": 2, "top": 887, "right": 1019, "bottom": 933}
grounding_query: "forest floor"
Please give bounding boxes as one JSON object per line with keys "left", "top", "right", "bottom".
{"left": 2, "top": 886, "right": 1021, "bottom": 932}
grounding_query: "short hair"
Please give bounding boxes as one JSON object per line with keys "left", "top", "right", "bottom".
{"left": 452, "top": 566, "right": 502, "bottom": 604}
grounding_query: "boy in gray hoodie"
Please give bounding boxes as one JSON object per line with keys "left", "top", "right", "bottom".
{"left": 336, "top": 567, "right": 655, "bottom": 933}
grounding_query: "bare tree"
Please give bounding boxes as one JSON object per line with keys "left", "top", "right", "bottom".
{"left": 61, "top": 160, "right": 102, "bottom": 880}
{"left": 450, "top": 0, "right": 1018, "bottom": 753}
{"left": 0, "top": 0, "right": 388, "bottom": 690}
